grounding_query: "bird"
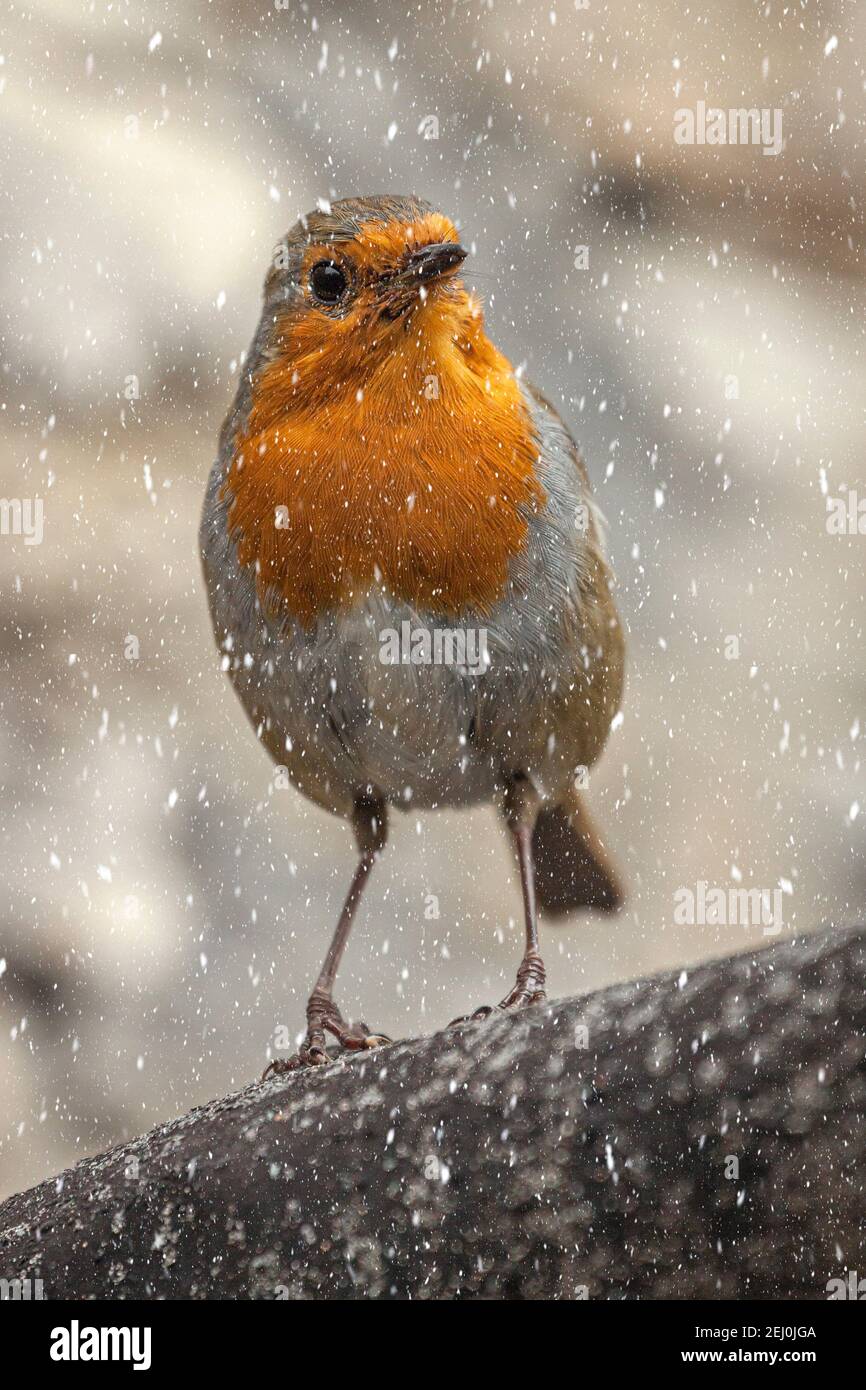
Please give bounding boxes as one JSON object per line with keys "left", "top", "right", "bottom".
{"left": 199, "top": 194, "right": 625, "bottom": 1074}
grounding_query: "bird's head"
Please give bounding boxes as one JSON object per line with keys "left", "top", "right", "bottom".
{"left": 262, "top": 195, "right": 473, "bottom": 362}
{"left": 224, "top": 195, "right": 543, "bottom": 628}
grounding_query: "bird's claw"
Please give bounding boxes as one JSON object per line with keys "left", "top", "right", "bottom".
{"left": 448, "top": 1004, "right": 501, "bottom": 1028}
{"left": 331, "top": 1028, "right": 392, "bottom": 1053}
{"left": 261, "top": 1023, "right": 391, "bottom": 1080}
{"left": 448, "top": 989, "right": 547, "bottom": 1030}
{"left": 449, "top": 949, "right": 547, "bottom": 1029}
{"left": 261, "top": 1047, "right": 330, "bottom": 1080}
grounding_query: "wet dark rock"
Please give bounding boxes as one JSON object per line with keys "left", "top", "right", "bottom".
{"left": 1, "top": 927, "right": 864, "bottom": 1300}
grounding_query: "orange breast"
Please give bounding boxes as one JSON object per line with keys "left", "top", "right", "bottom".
{"left": 223, "top": 297, "right": 544, "bottom": 628}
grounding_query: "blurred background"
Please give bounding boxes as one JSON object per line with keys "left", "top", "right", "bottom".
{"left": 1, "top": 0, "right": 864, "bottom": 1201}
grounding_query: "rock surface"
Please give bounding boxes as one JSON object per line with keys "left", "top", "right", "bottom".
{"left": 1, "top": 926, "right": 864, "bottom": 1300}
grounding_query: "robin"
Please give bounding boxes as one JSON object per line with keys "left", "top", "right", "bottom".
{"left": 200, "top": 194, "right": 624, "bottom": 1074}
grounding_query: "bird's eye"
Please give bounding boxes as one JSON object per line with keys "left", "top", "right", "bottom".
{"left": 309, "top": 260, "right": 347, "bottom": 304}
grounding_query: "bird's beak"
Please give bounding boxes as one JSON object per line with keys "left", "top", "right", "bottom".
{"left": 395, "top": 242, "right": 468, "bottom": 287}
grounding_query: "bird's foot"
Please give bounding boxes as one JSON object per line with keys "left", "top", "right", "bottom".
{"left": 448, "top": 950, "right": 546, "bottom": 1028}
{"left": 262, "top": 993, "right": 391, "bottom": 1079}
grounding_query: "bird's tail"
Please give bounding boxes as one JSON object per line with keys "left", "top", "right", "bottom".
{"left": 531, "top": 788, "right": 623, "bottom": 916}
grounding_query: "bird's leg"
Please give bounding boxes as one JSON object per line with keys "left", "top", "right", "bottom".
{"left": 263, "top": 793, "right": 392, "bottom": 1077}
{"left": 497, "top": 817, "right": 547, "bottom": 1008}
{"left": 450, "top": 774, "right": 547, "bottom": 1027}
{"left": 500, "top": 772, "right": 547, "bottom": 1006}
